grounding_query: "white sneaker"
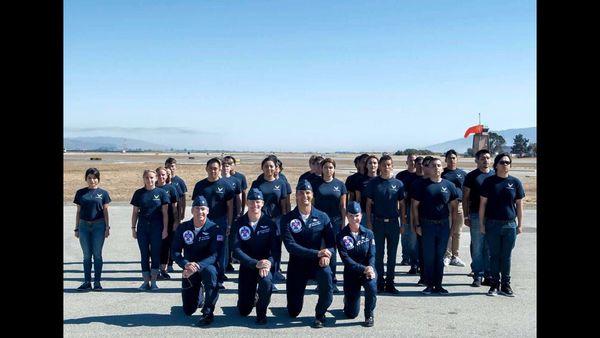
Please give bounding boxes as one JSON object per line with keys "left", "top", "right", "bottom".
{"left": 443, "top": 256, "right": 451, "bottom": 266}
{"left": 450, "top": 256, "right": 466, "bottom": 267}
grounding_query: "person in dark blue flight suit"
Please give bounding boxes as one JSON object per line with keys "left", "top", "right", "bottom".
{"left": 171, "top": 196, "right": 221, "bottom": 326}
{"left": 337, "top": 201, "right": 377, "bottom": 327}
{"left": 281, "top": 179, "right": 335, "bottom": 329}
{"left": 232, "top": 188, "right": 278, "bottom": 325}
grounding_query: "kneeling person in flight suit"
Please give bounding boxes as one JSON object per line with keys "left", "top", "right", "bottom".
{"left": 171, "top": 196, "right": 222, "bottom": 326}
{"left": 337, "top": 201, "right": 377, "bottom": 327}
{"left": 282, "top": 179, "right": 335, "bottom": 329}
{"left": 232, "top": 188, "right": 278, "bottom": 325}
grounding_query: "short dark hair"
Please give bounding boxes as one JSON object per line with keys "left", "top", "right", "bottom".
{"left": 475, "top": 149, "right": 491, "bottom": 160}
{"left": 493, "top": 153, "right": 512, "bottom": 169}
{"left": 422, "top": 156, "right": 434, "bottom": 166}
{"left": 206, "top": 157, "right": 222, "bottom": 167}
{"left": 85, "top": 168, "right": 100, "bottom": 181}
{"left": 428, "top": 157, "right": 442, "bottom": 166}
{"left": 312, "top": 155, "right": 325, "bottom": 165}
{"left": 444, "top": 149, "right": 458, "bottom": 158}
{"left": 276, "top": 158, "right": 284, "bottom": 170}
{"left": 353, "top": 155, "right": 361, "bottom": 165}
{"left": 379, "top": 154, "right": 393, "bottom": 164}
{"left": 308, "top": 155, "right": 317, "bottom": 165}
{"left": 415, "top": 156, "right": 424, "bottom": 164}
{"left": 223, "top": 155, "right": 236, "bottom": 164}
{"left": 165, "top": 157, "right": 177, "bottom": 166}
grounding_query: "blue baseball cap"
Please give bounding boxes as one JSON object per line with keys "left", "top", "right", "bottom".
{"left": 192, "top": 196, "right": 208, "bottom": 207}
{"left": 247, "top": 188, "right": 264, "bottom": 201}
{"left": 296, "top": 179, "right": 313, "bottom": 191}
{"left": 347, "top": 201, "right": 361, "bottom": 215}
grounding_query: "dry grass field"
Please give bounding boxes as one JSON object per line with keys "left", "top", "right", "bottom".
{"left": 64, "top": 151, "right": 536, "bottom": 207}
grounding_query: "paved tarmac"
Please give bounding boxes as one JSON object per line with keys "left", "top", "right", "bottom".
{"left": 64, "top": 206, "right": 536, "bottom": 337}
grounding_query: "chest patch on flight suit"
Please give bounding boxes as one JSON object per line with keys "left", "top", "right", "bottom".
{"left": 216, "top": 235, "right": 224, "bottom": 241}
{"left": 290, "top": 219, "right": 303, "bottom": 233}
{"left": 239, "top": 226, "right": 252, "bottom": 241}
{"left": 342, "top": 236, "right": 355, "bottom": 250}
{"left": 183, "top": 230, "right": 195, "bottom": 245}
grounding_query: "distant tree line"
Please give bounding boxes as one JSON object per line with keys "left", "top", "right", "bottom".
{"left": 394, "top": 149, "right": 437, "bottom": 156}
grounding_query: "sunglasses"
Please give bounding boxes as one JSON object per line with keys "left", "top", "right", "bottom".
{"left": 499, "top": 161, "right": 511, "bottom": 165}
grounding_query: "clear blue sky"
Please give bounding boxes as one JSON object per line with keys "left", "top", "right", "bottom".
{"left": 64, "top": 0, "right": 536, "bottom": 152}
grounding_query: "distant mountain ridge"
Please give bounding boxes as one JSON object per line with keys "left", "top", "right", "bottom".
{"left": 425, "top": 127, "right": 536, "bottom": 153}
{"left": 64, "top": 137, "right": 168, "bottom": 151}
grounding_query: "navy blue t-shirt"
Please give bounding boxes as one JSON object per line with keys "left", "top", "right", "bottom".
{"left": 157, "top": 183, "right": 179, "bottom": 224}
{"left": 442, "top": 168, "right": 467, "bottom": 200}
{"left": 74, "top": 187, "right": 111, "bottom": 221}
{"left": 223, "top": 175, "right": 243, "bottom": 217}
{"left": 232, "top": 172, "right": 248, "bottom": 191}
{"left": 191, "top": 178, "right": 235, "bottom": 221}
{"left": 251, "top": 176, "right": 289, "bottom": 219}
{"left": 412, "top": 178, "right": 459, "bottom": 220}
{"left": 298, "top": 171, "right": 321, "bottom": 189}
{"left": 345, "top": 172, "right": 363, "bottom": 194}
{"left": 463, "top": 168, "right": 495, "bottom": 214}
{"left": 130, "top": 187, "right": 170, "bottom": 222}
{"left": 171, "top": 175, "right": 188, "bottom": 195}
{"left": 278, "top": 173, "right": 293, "bottom": 196}
{"left": 365, "top": 176, "right": 405, "bottom": 218}
{"left": 480, "top": 175, "right": 525, "bottom": 221}
{"left": 396, "top": 170, "right": 418, "bottom": 204}
{"left": 313, "top": 177, "right": 348, "bottom": 218}
{"left": 357, "top": 174, "right": 378, "bottom": 211}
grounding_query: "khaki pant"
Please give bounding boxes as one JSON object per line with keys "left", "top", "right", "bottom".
{"left": 445, "top": 202, "right": 464, "bottom": 258}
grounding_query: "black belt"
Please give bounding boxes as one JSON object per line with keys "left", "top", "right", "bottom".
{"left": 80, "top": 219, "right": 105, "bottom": 224}
{"left": 374, "top": 216, "right": 397, "bottom": 223}
{"left": 420, "top": 218, "right": 445, "bottom": 224}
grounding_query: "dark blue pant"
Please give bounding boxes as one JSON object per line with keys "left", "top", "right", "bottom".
{"left": 78, "top": 219, "right": 106, "bottom": 282}
{"left": 214, "top": 217, "right": 229, "bottom": 283}
{"left": 271, "top": 216, "right": 283, "bottom": 278}
{"left": 373, "top": 218, "right": 400, "bottom": 286}
{"left": 401, "top": 208, "right": 418, "bottom": 267}
{"left": 237, "top": 268, "right": 273, "bottom": 317}
{"left": 417, "top": 233, "right": 424, "bottom": 277}
{"left": 421, "top": 219, "right": 450, "bottom": 288}
{"left": 343, "top": 271, "right": 377, "bottom": 319}
{"left": 182, "top": 264, "right": 220, "bottom": 316}
{"left": 330, "top": 216, "right": 343, "bottom": 283}
{"left": 286, "top": 263, "right": 333, "bottom": 318}
{"left": 485, "top": 220, "right": 517, "bottom": 285}
{"left": 136, "top": 219, "right": 163, "bottom": 273}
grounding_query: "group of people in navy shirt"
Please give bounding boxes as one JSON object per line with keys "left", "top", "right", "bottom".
{"left": 72, "top": 150, "right": 525, "bottom": 327}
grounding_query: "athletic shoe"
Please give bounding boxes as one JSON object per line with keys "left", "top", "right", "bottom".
{"left": 92, "top": 281, "right": 103, "bottom": 291}
{"left": 222, "top": 275, "right": 229, "bottom": 281}
{"left": 435, "top": 286, "right": 449, "bottom": 294}
{"left": 159, "top": 270, "right": 171, "bottom": 280}
{"left": 416, "top": 278, "right": 425, "bottom": 286}
{"left": 150, "top": 282, "right": 159, "bottom": 291}
{"left": 77, "top": 282, "right": 92, "bottom": 291}
{"left": 500, "top": 284, "right": 515, "bottom": 297}
{"left": 450, "top": 256, "right": 466, "bottom": 267}
{"left": 487, "top": 286, "right": 498, "bottom": 296}
{"left": 385, "top": 284, "right": 400, "bottom": 294}
{"left": 197, "top": 313, "right": 214, "bottom": 326}
{"left": 332, "top": 284, "right": 340, "bottom": 293}
{"left": 422, "top": 286, "right": 434, "bottom": 295}
{"left": 271, "top": 284, "right": 279, "bottom": 293}
{"left": 471, "top": 278, "right": 482, "bottom": 287}
{"left": 363, "top": 316, "right": 374, "bottom": 327}
{"left": 312, "top": 316, "right": 325, "bottom": 328}
{"left": 217, "top": 282, "right": 225, "bottom": 290}
{"left": 467, "top": 271, "right": 474, "bottom": 277}
{"left": 138, "top": 282, "right": 151, "bottom": 291}
{"left": 256, "top": 315, "right": 267, "bottom": 325}
{"left": 226, "top": 263, "right": 235, "bottom": 272}
{"left": 443, "top": 256, "right": 451, "bottom": 266}
{"left": 482, "top": 278, "right": 492, "bottom": 286}
{"left": 407, "top": 267, "right": 417, "bottom": 275}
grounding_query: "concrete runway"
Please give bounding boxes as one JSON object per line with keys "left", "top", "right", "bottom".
{"left": 64, "top": 206, "right": 536, "bottom": 337}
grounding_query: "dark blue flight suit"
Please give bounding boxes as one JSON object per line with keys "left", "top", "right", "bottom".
{"left": 337, "top": 225, "right": 377, "bottom": 319}
{"left": 171, "top": 218, "right": 221, "bottom": 316}
{"left": 232, "top": 213, "right": 278, "bottom": 317}
{"left": 281, "top": 207, "right": 335, "bottom": 318}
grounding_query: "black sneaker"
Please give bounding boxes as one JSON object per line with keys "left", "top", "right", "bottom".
{"left": 92, "top": 282, "right": 103, "bottom": 291}
{"left": 487, "top": 286, "right": 498, "bottom": 296}
{"left": 471, "top": 278, "right": 482, "bottom": 287}
{"left": 422, "top": 286, "right": 434, "bottom": 295}
{"left": 500, "top": 284, "right": 515, "bottom": 297}
{"left": 312, "top": 316, "right": 325, "bottom": 328}
{"left": 256, "top": 315, "right": 267, "bottom": 325}
{"left": 222, "top": 275, "right": 229, "bottom": 281}
{"left": 435, "top": 286, "right": 449, "bottom": 294}
{"left": 416, "top": 278, "right": 425, "bottom": 286}
{"left": 332, "top": 284, "right": 340, "bottom": 293}
{"left": 384, "top": 284, "right": 400, "bottom": 294}
{"left": 197, "top": 313, "right": 214, "bottom": 326}
{"left": 217, "top": 282, "right": 225, "bottom": 290}
{"left": 271, "top": 284, "right": 279, "bottom": 293}
{"left": 226, "top": 263, "right": 235, "bottom": 272}
{"left": 467, "top": 271, "right": 474, "bottom": 277}
{"left": 77, "top": 282, "right": 92, "bottom": 291}
{"left": 482, "top": 278, "right": 492, "bottom": 286}
{"left": 363, "top": 316, "right": 374, "bottom": 327}
{"left": 377, "top": 284, "right": 385, "bottom": 293}
{"left": 407, "top": 267, "right": 417, "bottom": 275}
{"left": 159, "top": 270, "right": 171, "bottom": 280}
